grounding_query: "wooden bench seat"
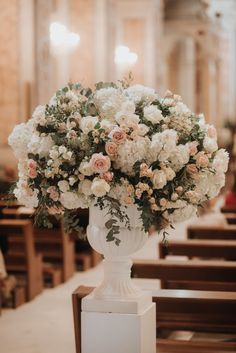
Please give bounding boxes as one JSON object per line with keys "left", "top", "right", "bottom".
{"left": 159, "top": 239, "right": 236, "bottom": 260}
{"left": 72, "top": 286, "right": 236, "bottom": 353}
{"left": 187, "top": 225, "right": 236, "bottom": 240}
{"left": 131, "top": 259, "right": 236, "bottom": 291}
{"left": 0, "top": 219, "right": 43, "bottom": 300}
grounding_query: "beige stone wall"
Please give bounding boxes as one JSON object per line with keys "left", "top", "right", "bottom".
{"left": 69, "top": 0, "right": 95, "bottom": 86}
{"left": 0, "top": 0, "right": 20, "bottom": 146}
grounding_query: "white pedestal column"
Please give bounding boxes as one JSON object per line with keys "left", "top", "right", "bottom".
{"left": 81, "top": 299, "right": 156, "bottom": 353}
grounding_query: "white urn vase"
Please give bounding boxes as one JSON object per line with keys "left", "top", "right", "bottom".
{"left": 86, "top": 204, "right": 148, "bottom": 303}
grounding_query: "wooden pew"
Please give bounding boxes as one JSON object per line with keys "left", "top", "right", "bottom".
{"left": 224, "top": 213, "right": 236, "bottom": 225}
{"left": 187, "top": 225, "right": 236, "bottom": 240}
{"left": 0, "top": 219, "right": 43, "bottom": 300}
{"left": 1, "top": 208, "right": 74, "bottom": 283}
{"left": 72, "top": 286, "right": 236, "bottom": 353}
{"left": 34, "top": 224, "right": 75, "bottom": 282}
{"left": 221, "top": 206, "right": 236, "bottom": 214}
{"left": 132, "top": 259, "right": 236, "bottom": 291}
{"left": 159, "top": 239, "right": 236, "bottom": 260}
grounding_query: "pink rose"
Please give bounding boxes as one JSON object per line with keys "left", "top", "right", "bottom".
{"left": 28, "top": 169, "right": 37, "bottom": 179}
{"left": 28, "top": 159, "right": 37, "bottom": 169}
{"left": 207, "top": 125, "right": 217, "bottom": 138}
{"left": 101, "top": 172, "right": 113, "bottom": 182}
{"left": 90, "top": 153, "right": 111, "bottom": 174}
{"left": 58, "top": 122, "right": 67, "bottom": 131}
{"left": 105, "top": 141, "right": 118, "bottom": 156}
{"left": 109, "top": 127, "right": 126, "bottom": 144}
{"left": 187, "top": 142, "right": 198, "bottom": 156}
{"left": 196, "top": 154, "right": 209, "bottom": 168}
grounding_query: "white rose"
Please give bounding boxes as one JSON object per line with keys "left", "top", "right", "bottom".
{"left": 203, "top": 137, "right": 218, "bottom": 153}
{"left": 91, "top": 178, "right": 110, "bottom": 197}
{"left": 152, "top": 170, "right": 167, "bottom": 189}
{"left": 80, "top": 116, "right": 98, "bottom": 134}
{"left": 137, "top": 124, "right": 149, "bottom": 136}
{"left": 79, "top": 179, "right": 93, "bottom": 196}
{"left": 79, "top": 161, "right": 93, "bottom": 176}
{"left": 58, "top": 180, "right": 70, "bottom": 192}
{"left": 60, "top": 192, "right": 84, "bottom": 209}
{"left": 144, "top": 105, "right": 163, "bottom": 124}
{"left": 115, "top": 112, "right": 140, "bottom": 126}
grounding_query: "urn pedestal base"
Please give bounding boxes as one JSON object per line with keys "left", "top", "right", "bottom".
{"left": 81, "top": 300, "right": 156, "bottom": 353}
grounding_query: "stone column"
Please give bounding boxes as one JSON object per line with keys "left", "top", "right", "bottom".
{"left": 177, "top": 37, "right": 196, "bottom": 111}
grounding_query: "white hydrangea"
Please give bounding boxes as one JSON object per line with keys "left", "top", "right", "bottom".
{"left": 212, "top": 149, "right": 229, "bottom": 173}
{"left": 207, "top": 172, "right": 226, "bottom": 199}
{"left": 203, "top": 137, "right": 218, "bottom": 153}
{"left": 166, "top": 204, "right": 197, "bottom": 223}
{"left": 168, "top": 144, "right": 190, "bottom": 171}
{"left": 31, "top": 105, "right": 46, "bottom": 126}
{"left": 143, "top": 105, "right": 163, "bottom": 124}
{"left": 8, "top": 123, "right": 32, "bottom": 159}
{"left": 14, "top": 181, "right": 39, "bottom": 208}
{"left": 114, "top": 137, "right": 151, "bottom": 174}
{"left": 94, "top": 88, "right": 126, "bottom": 120}
{"left": 28, "top": 134, "right": 54, "bottom": 157}
{"left": 124, "top": 85, "right": 157, "bottom": 103}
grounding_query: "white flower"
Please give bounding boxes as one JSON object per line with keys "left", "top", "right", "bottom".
{"left": 137, "top": 124, "right": 149, "bottom": 136}
{"left": 14, "top": 181, "right": 39, "bottom": 208}
{"left": 27, "top": 134, "right": 54, "bottom": 158}
{"left": 8, "top": 123, "right": 32, "bottom": 159}
{"left": 58, "top": 180, "right": 70, "bottom": 192}
{"left": 115, "top": 111, "right": 139, "bottom": 126}
{"left": 78, "top": 179, "right": 93, "bottom": 196}
{"left": 79, "top": 161, "right": 93, "bottom": 176}
{"left": 207, "top": 172, "right": 226, "bottom": 199}
{"left": 32, "top": 105, "right": 46, "bottom": 126}
{"left": 91, "top": 178, "right": 110, "bottom": 197}
{"left": 166, "top": 204, "right": 197, "bottom": 223}
{"left": 121, "top": 100, "right": 136, "bottom": 113}
{"left": 124, "top": 84, "right": 157, "bottom": 103}
{"left": 100, "top": 119, "right": 115, "bottom": 132}
{"left": 143, "top": 105, "right": 163, "bottom": 124}
{"left": 203, "top": 137, "right": 218, "bottom": 153}
{"left": 80, "top": 116, "right": 98, "bottom": 134}
{"left": 212, "top": 149, "right": 229, "bottom": 173}
{"left": 169, "top": 101, "right": 190, "bottom": 116}
{"left": 94, "top": 87, "right": 126, "bottom": 120}
{"left": 152, "top": 170, "right": 167, "bottom": 189}
{"left": 60, "top": 192, "right": 84, "bottom": 209}
{"left": 115, "top": 137, "right": 151, "bottom": 175}
{"left": 168, "top": 144, "right": 190, "bottom": 171}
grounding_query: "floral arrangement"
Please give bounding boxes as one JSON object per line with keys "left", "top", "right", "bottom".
{"left": 9, "top": 78, "right": 228, "bottom": 245}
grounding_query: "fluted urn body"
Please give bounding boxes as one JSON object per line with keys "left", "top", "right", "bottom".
{"left": 87, "top": 204, "right": 148, "bottom": 300}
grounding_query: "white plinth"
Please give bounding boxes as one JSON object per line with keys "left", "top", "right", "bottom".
{"left": 81, "top": 301, "right": 156, "bottom": 353}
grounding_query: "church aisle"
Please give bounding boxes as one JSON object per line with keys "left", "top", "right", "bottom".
{"left": 0, "top": 266, "right": 103, "bottom": 353}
